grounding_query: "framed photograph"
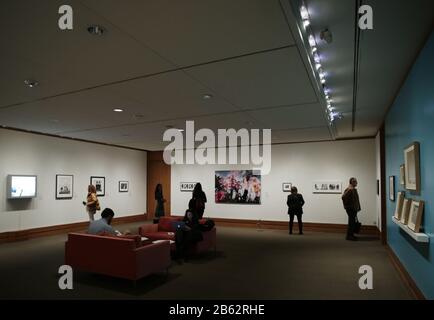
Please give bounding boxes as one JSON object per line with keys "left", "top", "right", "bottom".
{"left": 56, "top": 174, "right": 73, "bottom": 199}
{"left": 119, "top": 181, "right": 129, "bottom": 192}
{"left": 215, "top": 170, "right": 261, "bottom": 204}
{"left": 408, "top": 200, "right": 424, "bottom": 233}
{"left": 404, "top": 142, "right": 420, "bottom": 192}
{"left": 399, "top": 164, "right": 405, "bottom": 186}
{"left": 312, "top": 181, "right": 342, "bottom": 194}
{"left": 400, "top": 198, "right": 412, "bottom": 225}
{"left": 180, "top": 182, "right": 197, "bottom": 192}
{"left": 90, "top": 176, "right": 105, "bottom": 196}
{"left": 394, "top": 191, "right": 405, "bottom": 220}
{"left": 282, "top": 183, "right": 292, "bottom": 192}
{"left": 389, "top": 176, "right": 395, "bottom": 201}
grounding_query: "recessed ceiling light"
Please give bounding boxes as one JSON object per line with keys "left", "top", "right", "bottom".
{"left": 178, "top": 129, "right": 185, "bottom": 132}
{"left": 203, "top": 94, "right": 213, "bottom": 100}
{"left": 113, "top": 108, "right": 124, "bottom": 112}
{"left": 87, "top": 25, "right": 106, "bottom": 36}
{"left": 24, "top": 79, "right": 39, "bottom": 88}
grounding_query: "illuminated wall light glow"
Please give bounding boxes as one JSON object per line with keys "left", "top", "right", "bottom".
{"left": 300, "top": 6, "right": 309, "bottom": 20}
{"left": 311, "top": 47, "right": 317, "bottom": 53}
{"left": 308, "top": 35, "right": 316, "bottom": 47}
{"left": 321, "top": 78, "right": 326, "bottom": 84}
{"left": 313, "top": 53, "right": 320, "bottom": 63}
{"left": 315, "top": 63, "right": 321, "bottom": 70}
{"left": 303, "top": 20, "right": 310, "bottom": 28}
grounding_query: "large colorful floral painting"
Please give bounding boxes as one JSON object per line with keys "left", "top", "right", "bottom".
{"left": 215, "top": 170, "right": 261, "bottom": 204}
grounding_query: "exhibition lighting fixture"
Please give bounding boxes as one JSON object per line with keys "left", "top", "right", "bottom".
{"left": 299, "top": 2, "right": 342, "bottom": 124}
{"left": 300, "top": 6, "right": 309, "bottom": 20}
{"left": 113, "top": 108, "right": 124, "bottom": 112}
{"left": 308, "top": 35, "right": 316, "bottom": 47}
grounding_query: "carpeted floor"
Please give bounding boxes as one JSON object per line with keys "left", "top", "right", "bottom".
{"left": 0, "top": 222, "right": 412, "bottom": 300}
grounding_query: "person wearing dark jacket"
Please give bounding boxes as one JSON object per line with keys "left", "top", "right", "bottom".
{"left": 287, "top": 186, "right": 305, "bottom": 234}
{"left": 154, "top": 184, "right": 166, "bottom": 223}
{"left": 189, "top": 183, "right": 207, "bottom": 219}
{"left": 174, "top": 209, "right": 203, "bottom": 261}
{"left": 341, "top": 177, "right": 361, "bottom": 241}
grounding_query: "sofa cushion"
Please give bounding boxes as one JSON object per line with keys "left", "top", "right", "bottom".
{"left": 97, "top": 232, "right": 142, "bottom": 248}
{"left": 143, "top": 232, "right": 175, "bottom": 241}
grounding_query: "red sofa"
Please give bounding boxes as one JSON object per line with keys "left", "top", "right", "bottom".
{"left": 65, "top": 232, "right": 171, "bottom": 281}
{"left": 138, "top": 216, "right": 217, "bottom": 255}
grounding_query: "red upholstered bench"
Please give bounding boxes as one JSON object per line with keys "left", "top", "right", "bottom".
{"left": 65, "top": 232, "right": 171, "bottom": 281}
{"left": 138, "top": 216, "right": 216, "bottom": 255}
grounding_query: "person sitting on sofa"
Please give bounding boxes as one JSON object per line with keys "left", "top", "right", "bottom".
{"left": 175, "top": 209, "right": 204, "bottom": 260}
{"left": 88, "top": 208, "right": 123, "bottom": 236}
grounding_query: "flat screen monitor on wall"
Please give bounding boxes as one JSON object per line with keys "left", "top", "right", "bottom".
{"left": 7, "top": 175, "right": 37, "bottom": 199}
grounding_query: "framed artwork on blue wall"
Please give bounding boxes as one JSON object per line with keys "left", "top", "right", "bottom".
{"left": 389, "top": 176, "right": 395, "bottom": 201}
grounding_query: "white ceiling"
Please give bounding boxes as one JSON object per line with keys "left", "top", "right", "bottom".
{"left": 0, "top": 0, "right": 432, "bottom": 150}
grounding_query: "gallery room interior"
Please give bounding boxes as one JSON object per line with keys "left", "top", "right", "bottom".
{"left": 0, "top": 0, "right": 433, "bottom": 301}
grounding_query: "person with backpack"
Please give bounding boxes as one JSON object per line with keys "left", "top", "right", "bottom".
{"left": 189, "top": 183, "right": 207, "bottom": 219}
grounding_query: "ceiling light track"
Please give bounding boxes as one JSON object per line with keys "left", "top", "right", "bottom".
{"left": 352, "top": 0, "right": 362, "bottom": 132}
{"left": 297, "top": 1, "right": 343, "bottom": 127}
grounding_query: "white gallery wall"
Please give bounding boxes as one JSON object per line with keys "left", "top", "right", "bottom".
{"left": 171, "top": 139, "right": 377, "bottom": 226}
{"left": 0, "top": 129, "right": 147, "bottom": 233}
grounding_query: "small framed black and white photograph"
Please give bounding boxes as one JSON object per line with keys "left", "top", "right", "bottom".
{"left": 119, "top": 181, "right": 129, "bottom": 193}
{"left": 282, "top": 183, "right": 292, "bottom": 192}
{"left": 389, "top": 176, "right": 395, "bottom": 201}
{"left": 56, "top": 174, "right": 73, "bottom": 199}
{"left": 180, "top": 182, "right": 196, "bottom": 192}
{"left": 90, "top": 176, "right": 105, "bottom": 196}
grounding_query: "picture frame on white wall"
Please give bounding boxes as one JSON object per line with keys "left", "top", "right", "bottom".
{"left": 56, "top": 174, "right": 73, "bottom": 200}
{"left": 119, "top": 181, "right": 129, "bottom": 192}
{"left": 180, "top": 182, "right": 197, "bottom": 192}
{"left": 312, "top": 181, "right": 342, "bottom": 194}
{"left": 282, "top": 183, "right": 292, "bottom": 192}
{"left": 90, "top": 176, "right": 105, "bottom": 197}
{"left": 404, "top": 142, "right": 420, "bottom": 192}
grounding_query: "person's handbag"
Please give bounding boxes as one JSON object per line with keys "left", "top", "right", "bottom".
{"left": 354, "top": 217, "right": 362, "bottom": 234}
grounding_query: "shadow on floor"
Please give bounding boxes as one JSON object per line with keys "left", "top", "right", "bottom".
{"left": 70, "top": 271, "right": 181, "bottom": 296}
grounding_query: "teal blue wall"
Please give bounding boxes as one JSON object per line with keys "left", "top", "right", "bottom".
{"left": 385, "top": 31, "right": 434, "bottom": 299}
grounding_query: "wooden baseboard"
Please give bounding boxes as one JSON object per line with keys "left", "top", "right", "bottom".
{"left": 170, "top": 215, "right": 380, "bottom": 235}
{"left": 385, "top": 245, "right": 425, "bottom": 300}
{"left": 0, "top": 213, "right": 147, "bottom": 244}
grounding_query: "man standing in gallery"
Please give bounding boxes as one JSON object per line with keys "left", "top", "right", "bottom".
{"left": 341, "top": 177, "right": 361, "bottom": 241}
